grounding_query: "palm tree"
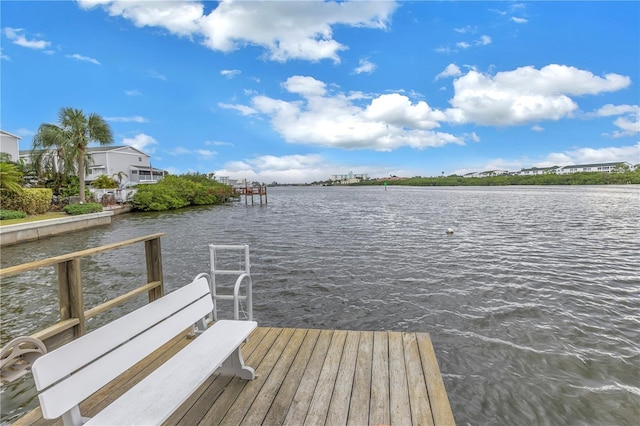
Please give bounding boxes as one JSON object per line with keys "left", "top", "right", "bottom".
{"left": 0, "top": 161, "right": 24, "bottom": 194}
{"left": 33, "top": 107, "right": 113, "bottom": 203}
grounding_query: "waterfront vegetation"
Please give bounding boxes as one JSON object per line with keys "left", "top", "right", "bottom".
{"left": 131, "top": 173, "right": 236, "bottom": 212}
{"left": 63, "top": 203, "right": 103, "bottom": 215}
{"left": 355, "top": 169, "right": 640, "bottom": 187}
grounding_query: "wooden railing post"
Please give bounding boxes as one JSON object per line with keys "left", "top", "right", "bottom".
{"left": 57, "top": 258, "right": 85, "bottom": 338}
{"left": 145, "top": 237, "right": 164, "bottom": 302}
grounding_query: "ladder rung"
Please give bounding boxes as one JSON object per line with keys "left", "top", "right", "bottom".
{"left": 216, "top": 295, "right": 248, "bottom": 301}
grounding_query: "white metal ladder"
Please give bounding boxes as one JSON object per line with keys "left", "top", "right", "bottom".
{"left": 201, "top": 244, "right": 253, "bottom": 322}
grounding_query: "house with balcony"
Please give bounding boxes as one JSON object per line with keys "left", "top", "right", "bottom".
{"left": 84, "top": 146, "right": 164, "bottom": 186}
{"left": 0, "top": 130, "right": 21, "bottom": 162}
{"left": 19, "top": 145, "right": 164, "bottom": 187}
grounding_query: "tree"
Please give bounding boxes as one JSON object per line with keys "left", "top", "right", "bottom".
{"left": 33, "top": 107, "right": 113, "bottom": 203}
{"left": 0, "top": 161, "right": 24, "bottom": 193}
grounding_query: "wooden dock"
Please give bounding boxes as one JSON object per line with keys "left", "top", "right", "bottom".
{"left": 13, "top": 326, "right": 454, "bottom": 426}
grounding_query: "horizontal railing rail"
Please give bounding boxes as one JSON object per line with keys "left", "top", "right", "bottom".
{"left": 0, "top": 233, "right": 166, "bottom": 352}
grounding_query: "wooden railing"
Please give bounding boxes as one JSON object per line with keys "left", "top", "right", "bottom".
{"left": 0, "top": 233, "right": 166, "bottom": 351}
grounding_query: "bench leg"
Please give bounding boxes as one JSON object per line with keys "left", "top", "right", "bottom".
{"left": 61, "top": 405, "right": 90, "bottom": 426}
{"left": 218, "top": 347, "right": 256, "bottom": 380}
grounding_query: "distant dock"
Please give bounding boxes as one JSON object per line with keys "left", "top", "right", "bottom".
{"left": 238, "top": 183, "right": 268, "bottom": 206}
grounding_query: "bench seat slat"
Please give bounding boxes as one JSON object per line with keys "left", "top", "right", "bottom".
{"left": 32, "top": 278, "right": 211, "bottom": 390}
{"left": 86, "top": 320, "right": 257, "bottom": 425}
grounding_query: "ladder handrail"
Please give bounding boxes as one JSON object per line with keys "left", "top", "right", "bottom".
{"left": 208, "top": 244, "right": 253, "bottom": 321}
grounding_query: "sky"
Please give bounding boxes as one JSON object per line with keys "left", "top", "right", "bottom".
{"left": 2, "top": 1, "right": 639, "bottom": 184}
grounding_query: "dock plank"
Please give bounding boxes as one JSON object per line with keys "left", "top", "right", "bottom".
{"left": 282, "top": 329, "right": 333, "bottom": 426}
{"left": 241, "top": 328, "right": 308, "bottom": 424}
{"left": 262, "top": 328, "right": 321, "bottom": 426}
{"left": 371, "top": 330, "right": 391, "bottom": 425}
{"left": 220, "top": 327, "right": 296, "bottom": 425}
{"left": 389, "top": 331, "right": 412, "bottom": 425}
{"left": 304, "top": 329, "right": 347, "bottom": 426}
{"left": 347, "top": 330, "right": 373, "bottom": 426}
{"left": 416, "top": 333, "right": 455, "bottom": 426}
{"left": 325, "top": 330, "right": 360, "bottom": 426}
{"left": 403, "top": 332, "right": 435, "bottom": 426}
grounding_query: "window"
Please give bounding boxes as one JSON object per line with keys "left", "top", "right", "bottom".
{"left": 138, "top": 157, "right": 142, "bottom": 162}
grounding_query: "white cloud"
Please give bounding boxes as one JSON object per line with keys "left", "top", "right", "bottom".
{"left": 205, "top": 140, "right": 234, "bottom": 147}
{"left": 125, "top": 89, "right": 142, "bottom": 96}
{"left": 454, "top": 25, "right": 476, "bottom": 34}
{"left": 106, "top": 115, "right": 148, "bottom": 123}
{"left": 221, "top": 69, "right": 241, "bottom": 78}
{"left": 596, "top": 104, "right": 640, "bottom": 137}
{"left": 122, "top": 133, "right": 158, "bottom": 153}
{"left": 168, "top": 146, "right": 191, "bottom": 156}
{"left": 1, "top": 48, "right": 9, "bottom": 61}
{"left": 230, "top": 75, "right": 463, "bottom": 151}
{"left": 435, "top": 63, "right": 461, "bottom": 80}
{"left": 215, "top": 153, "right": 332, "bottom": 184}
{"left": 78, "top": 0, "right": 397, "bottom": 63}
{"left": 3, "top": 27, "right": 51, "bottom": 49}
{"left": 67, "top": 53, "right": 100, "bottom": 64}
{"left": 218, "top": 103, "right": 257, "bottom": 116}
{"left": 14, "top": 128, "right": 35, "bottom": 137}
{"left": 78, "top": 0, "right": 203, "bottom": 36}
{"left": 195, "top": 149, "right": 216, "bottom": 157}
{"left": 511, "top": 17, "right": 528, "bottom": 24}
{"left": 477, "top": 35, "right": 491, "bottom": 46}
{"left": 456, "top": 41, "right": 470, "bottom": 49}
{"left": 354, "top": 59, "right": 376, "bottom": 74}
{"left": 446, "top": 64, "right": 631, "bottom": 126}
{"left": 148, "top": 70, "right": 167, "bottom": 81}
{"left": 531, "top": 124, "right": 544, "bottom": 132}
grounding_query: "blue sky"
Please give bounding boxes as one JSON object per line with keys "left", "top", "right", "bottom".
{"left": 2, "top": 1, "right": 639, "bottom": 184}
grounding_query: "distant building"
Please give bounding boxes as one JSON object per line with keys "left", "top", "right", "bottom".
{"left": 516, "top": 166, "right": 560, "bottom": 176}
{"left": 330, "top": 172, "right": 369, "bottom": 185}
{"left": 556, "top": 162, "right": 633, "bottom": 174}
{"left": 20, "top": 145, "right": 164, "bottom": 186}
{"left": 0, "top": 130, "right": 21, "bottom": 162}
{"left": 462, "top": 170, "right": 509, "bottom": 178}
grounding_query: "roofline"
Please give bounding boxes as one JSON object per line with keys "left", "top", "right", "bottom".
{"left": 1, "top": 130, "right": 23, "bottom": 139}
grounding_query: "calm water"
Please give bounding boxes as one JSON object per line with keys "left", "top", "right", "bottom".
{"left": 1, "top": 185, "right": 639, "bottom": 425}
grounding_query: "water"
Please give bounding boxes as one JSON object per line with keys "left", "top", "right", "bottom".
{"left": 1, "top": 185, "right": 639, "bottom": 425}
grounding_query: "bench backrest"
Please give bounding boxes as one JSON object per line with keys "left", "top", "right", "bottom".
{"left": 31, "top": 277, "right": 213, "bottom": 420}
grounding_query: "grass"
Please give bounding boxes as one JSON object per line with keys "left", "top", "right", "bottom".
{"left": 0, "top": 212, "right": 68, "bottom": 226}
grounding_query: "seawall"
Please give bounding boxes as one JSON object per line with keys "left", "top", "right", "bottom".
{"left": 0, "top": 211, "right": 115, "bottom": 247}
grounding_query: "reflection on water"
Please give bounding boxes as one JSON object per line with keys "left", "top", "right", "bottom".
{"left": 1, "top": 185, "right": 639, "bottom": 425}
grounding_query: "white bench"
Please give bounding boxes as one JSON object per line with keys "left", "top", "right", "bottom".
{"left": 31, "top": 277, "right": 257, "bottom": 426}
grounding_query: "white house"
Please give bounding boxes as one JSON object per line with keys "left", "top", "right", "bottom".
{"left": 0, "top": 130, "right": 21, "bottom": 162}
{"left": 556, "top": 162, "right": 633, "bottom": 174}
{"left": 84, "top": 146, "right": 164, "bottom": 186}
{"left": 516, "top": 166, "right": 560, "bottom": 176}
{"left": 19, "top": 145, "right": 164, "bottom": 186}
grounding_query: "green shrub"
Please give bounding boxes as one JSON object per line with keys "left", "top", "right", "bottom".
{"left": 63, "top": 203, "right": 103, "bottom": 215}
{"left": 0, "top": 188, "right": 52, "bottom": 215}
{"left": 0, "top": 209, "right": 27, "bottom": 220}
{"left": 91, "top": 175, "right": 118, "bottom": 189}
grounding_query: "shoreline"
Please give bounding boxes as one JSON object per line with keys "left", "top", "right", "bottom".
{"left": 0, "top": 205, "right": 132, "bottom": 247}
